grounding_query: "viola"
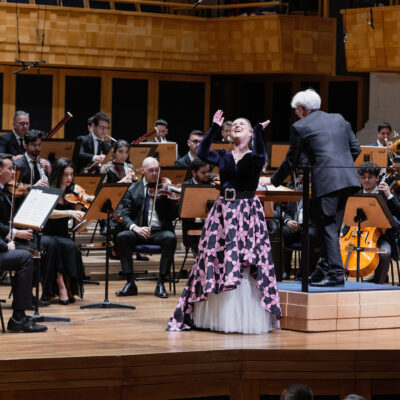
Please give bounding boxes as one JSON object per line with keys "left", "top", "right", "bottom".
{"left": 339, "top": 226, "right": 383, "bottom": 278}
{"left": 148, "top": 177, "right": 181, "bottom": 201}
{"left": 63, "top": 183, "right": 94, "bottom": 210}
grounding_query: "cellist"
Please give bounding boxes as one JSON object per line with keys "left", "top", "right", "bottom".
{"left": 347, "top": 162, "right": 400, "bottom": 284}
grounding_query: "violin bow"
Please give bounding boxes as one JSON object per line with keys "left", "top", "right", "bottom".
{"left": 148, "top": 168, "right": 161, "bottom": 228}
{"left": 8, "top": 166, "right": 17, "bottom": 242}
{"left": 292, "top": 171, "right": 300, "bottom": 222}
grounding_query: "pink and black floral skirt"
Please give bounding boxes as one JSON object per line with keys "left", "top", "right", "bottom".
{"left": 166, "top": 195, "right": 281, "bottom": 332}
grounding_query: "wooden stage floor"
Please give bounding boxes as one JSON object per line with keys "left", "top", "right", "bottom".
{"left": 1, "top": 280, "right": 400, "bottom": 400}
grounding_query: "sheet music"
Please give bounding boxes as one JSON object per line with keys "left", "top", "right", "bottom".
{"left": 256, "top": 185, "right": 292, "bottom": 192}
{"left": 14, "top": 188, "right": 60, "bottom": 229}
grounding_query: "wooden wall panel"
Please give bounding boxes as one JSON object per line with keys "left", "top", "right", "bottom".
{"left": 343, "top": 6, "right": 400, "bottom": 72}
{"left": 0, "top": 4, "right": 336, "bottom": 75}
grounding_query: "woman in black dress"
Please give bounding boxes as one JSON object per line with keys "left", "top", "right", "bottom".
{"left": 100, "top": 139, "right": 137, "bottom": 184}
{"left": 41, "top": 158, "right": 85, "bottom": 304}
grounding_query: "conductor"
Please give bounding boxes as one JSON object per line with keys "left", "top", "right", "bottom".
{"left": 264, "top": 89, "right": 361, "bottom": 287}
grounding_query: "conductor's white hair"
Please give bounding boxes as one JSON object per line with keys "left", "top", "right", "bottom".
{"left": 291, "top": 89, "right": 321, "bottom": 111}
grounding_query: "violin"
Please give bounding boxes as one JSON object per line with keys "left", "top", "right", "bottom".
{"left": 148, "top": 177, "right": 181, "bottom": 201}
{"left": 6, "top": 181, "right": 31, "bottom": 197}
{"left": 63, "top": 183, "right": 94, "bottom": 210}
{"left": 339, "top": 226, "right": 383, "bottom": 278}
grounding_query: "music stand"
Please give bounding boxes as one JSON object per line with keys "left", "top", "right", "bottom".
{"left": 12, "top": 187, "right": 69, "bottom": 322}
{"left": 179, "top": 185, "right": 219, "bottom": 219}
{"left": 130, "top": 145, "right": 156, "bottom": 171}
{"left": 161, "top": 167, "right": 191, "bottom": 183}
{"left": 269, "top": 144, "right": 289, "bottom": 168}
{"left": 355, "top": 146, "right": 388, "bottom": 167}
{"left": 41, "top": 139, "right": 75, "bottom": 164}
{"left": 79, "top": 183, "right": 134, "bottom": 310}
{"left": 74, "top": 174, "right": 105, "bottom": 196}
{"left": 139, "top": 143, "right": 177, "bottom": 166}
{"left": 343, "top": 193, "right": 395, "bottom": 281}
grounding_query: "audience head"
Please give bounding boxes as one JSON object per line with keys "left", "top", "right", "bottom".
{"left": 141, "top": 157, "right": 159, "bottom": 184}
{"left": 13, "top": 110, "right": 30, "bottom": 138}
{"left": 291, "top": 89, "right": 321, "bottom": 119}
{"left": 24, "top": 130, "right": 44, "bottom": 159}
{"left": 191, "top": 158, "right": 210, "bottom": 184}
{"left": 49, "top": 157, "right": 74, "bottom": 189}
{"left": 377, "top": 122, "right": 392, "bottom": 146}
{"left": 187, "top": 130, "right": 204, "bottom": 157}
{"left": 91, "top": 112, "right": 110, "bottom": 140}
{"left": 0, "top": 153, "right": 13, "bottom": 184}
{"left": 155, "top": 119, "right": 168, "bottom": 140}
{"left": 343, "top": 395, "right": 366, "bottom": 400}
{"left": 221, "top": 121, "right": 232, "bottom": 142}
{"left": 281, "top": 384, "right": 313, "bottom": 400}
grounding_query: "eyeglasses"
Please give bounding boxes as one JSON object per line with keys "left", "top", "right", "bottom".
{"left": 191, "top": 140, "right": 201, "bottom": 144}
{"left": 144, "top": 168, "right": 159, "bottom": 173}
{"left": 97, "top": 125, "right": 109, "bottom": 131}
{"left": 16, "top": 122, "right": 29, "bottom": 126}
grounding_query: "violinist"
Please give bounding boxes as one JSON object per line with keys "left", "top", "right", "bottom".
{"left": 0, "top": 154, "right": 47, "bottom": 332}
{"left": 350, "top": 162, "right": 400, "bottom": 284}
{"left": 100, "top": 139, "right": 137, "bottom": 184}
{"left": 0, "top": 111, "right": 30, "bottom": 161}
{"left": 77, "top": 112, "right": 112, "bottom": 173}
{"left": 13, "top": 130, "right": 50, "bottom": 187}
{"left": 114, "top": 157, "right": 179, "bottom": 298}
{"left": 40, "top": 158, "right": 85, "bottom": 305}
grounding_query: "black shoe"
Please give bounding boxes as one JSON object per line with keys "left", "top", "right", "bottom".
{"left": 116, "top": 282, "right": 138, "bottom": 296}
{"left": 7, "top": 316, "right": 47, "bottom": 333}
{"left": 308, "top": 268, "right": 326, "bottom": 283}
{"left": 155, "top": 282, "right": 168, "bottom": 298}
{"left": 136, "top": 254, "right": 149, "bottom": 261}
{"left": 58, "top": 299, "right": 69, "bottom": 305}
{"left": 32, "top": 296, "right": 50, "bottom": 308}
{"left": 310, "top": 277, "right": 345, "bottom": 287}
{"left": 68, "top": 297, "right": 76, "bottom": 304}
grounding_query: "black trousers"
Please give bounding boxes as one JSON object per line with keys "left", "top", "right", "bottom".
{"left": 0, "top": 249, "right": 34, "bottom": 310}
{"left": 370, "top": 236, "right": 391, "bottom": 284}
{"left": 116, "top": 227, "right": 177, "bottom": 277}
{"left": 312, "top": 188, "right": 355, "bottom": 278}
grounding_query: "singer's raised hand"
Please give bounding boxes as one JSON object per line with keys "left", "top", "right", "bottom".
{"left": 213, "top": 110, "right": 224, "bottom": 126}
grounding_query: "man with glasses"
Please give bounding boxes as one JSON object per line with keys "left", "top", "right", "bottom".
{"left": 114, "top": 157, "right": 179, "bottom": 298}
{"left": 0, "top": 111, "right": 30, "bottom": 161}
{"left": 77, "top": 112, "right": 112, "bottom": 173}
{"left": 174, "top": 130, "right": 204, "bottom": 168}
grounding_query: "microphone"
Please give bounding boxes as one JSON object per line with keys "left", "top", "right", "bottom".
{"left": 193, "top": 0, "right": 202, "bottom": 8}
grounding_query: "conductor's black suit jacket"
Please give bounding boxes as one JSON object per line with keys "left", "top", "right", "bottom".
{"left": 271, "top": 110, "right": 361, "bottom": 197}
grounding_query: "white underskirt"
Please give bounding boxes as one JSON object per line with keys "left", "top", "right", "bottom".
{"left": 193, "top": 268, "right": 279, "bottom": 334}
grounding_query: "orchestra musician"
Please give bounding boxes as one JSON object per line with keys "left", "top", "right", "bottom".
{"left": 350, "top": 162, "right": 400, "bottom": 284}
{"left": 114, "top": 157, "right": 179, "bottom": 298}
{"left": 0, "top": 111, "right": 30, "bottom": 161}
{"left": 167, "top": 110, "right": 281, "bottom": 333}
{"left": 13, "top": 130, "right": 50, "bottom": 186}
{"left": 368, "top": 122, "right": 392, "bottom": 148}
{"left": 147, "top": 119, "right": 169, "bottom": 143}
{"left": 174, "top": 130, "right": 204, "bottom": 168}
{"left": 77, "top": 112, "right": 112, "bottom": 173}
{"left": 100, "top": 139, "right": 137, "bottom": 184}
{"left": 40, "top": 158, "right": 85, "bottom": 305}
{"left": 220, "top": 120, "right": 233, "bottom": 143}
{"left": 264, "top": 89, "right": 361, "bottom": 287}
{"left": 0, "top": 153, "right": 47, "bottom": 332}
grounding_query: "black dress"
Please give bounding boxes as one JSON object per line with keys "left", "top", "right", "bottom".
{"left": 41, "top": 203, "right": 84, "bottom": 299}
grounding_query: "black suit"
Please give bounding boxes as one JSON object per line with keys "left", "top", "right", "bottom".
{"left": 174, "top": 153, "right": 192, "bottom": 168}
{"left": 77, "top": 134, "right": 111, "bottom": 172}
{"left": 0, "top": 131, "right": 25, "bottom": 156}
{"left": 115, "top": 179, "right": 178, "bottom": 278}
{"left": 271, "top": 110, "right": 361, "bottom": 279}
{"left": 14, "top": 155, "right": 49, "bottom": 185}
{"left": 0, "top": 187, "right": 34, "bottom": 310}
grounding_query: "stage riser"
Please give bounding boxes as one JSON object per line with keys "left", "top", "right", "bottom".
{"left": 281, "top": 289, "right": 400, "bottom": 332}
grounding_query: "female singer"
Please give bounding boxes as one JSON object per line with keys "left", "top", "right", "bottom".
{"left": 100, "top": 139, "right": 137, "bottom": 183}
{"left": 167, "top": 110, "right": 281, "bottom": 334}
{"left": 41, "top": 158, "right": 85, "bottom": 304}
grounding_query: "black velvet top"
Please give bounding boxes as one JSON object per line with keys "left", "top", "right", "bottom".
{"left": 197, "top": 122, "right": 267, "bottom": 193}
